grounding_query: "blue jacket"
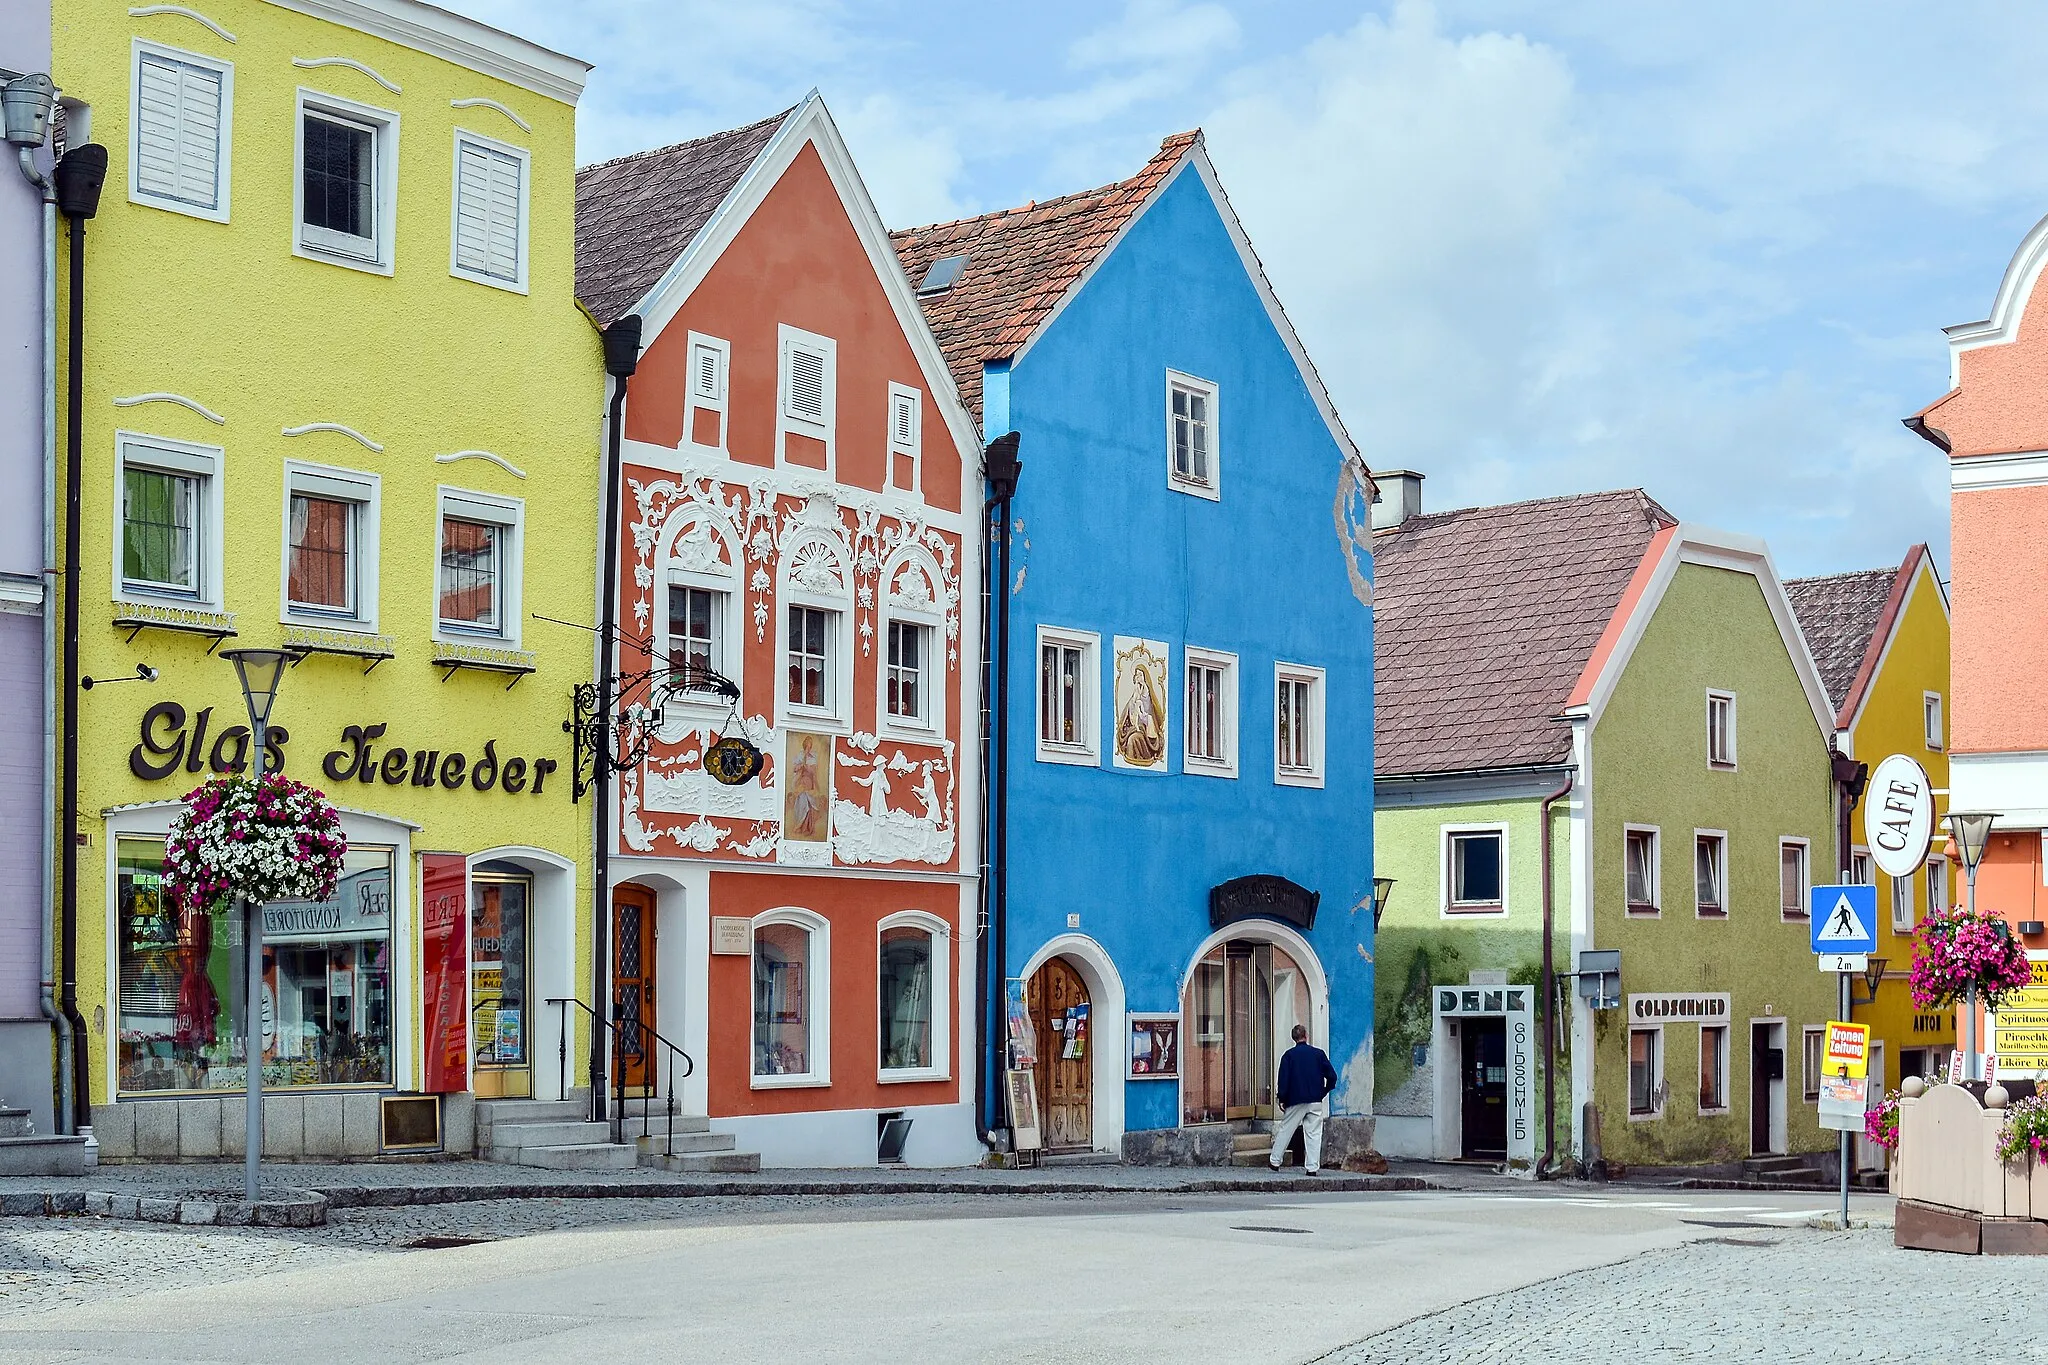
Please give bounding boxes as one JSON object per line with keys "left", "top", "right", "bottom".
{"left": 1276, "top": 1042, "right": 1337, "bottom": 1108}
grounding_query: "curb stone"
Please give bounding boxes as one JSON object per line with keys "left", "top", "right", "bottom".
{"left": 0, "top": 1187, "right": 326, "bottom": 1227}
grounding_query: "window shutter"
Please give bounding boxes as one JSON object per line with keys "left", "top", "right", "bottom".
{"left": 786, "top": 346, "right": 827, "bottom": 422}
{"left": 891, "top": 391, "right": 918, "bottom": 449}
{"left": 136, "top": 53, "right": 223, "bottom": 210}
{"left": 692, "top": 342, "right": 724, "bottom": 401}
{"left": 455, "top": 140, "right": 522, "bottom": 282}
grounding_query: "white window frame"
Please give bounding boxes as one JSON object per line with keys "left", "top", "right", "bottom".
{"left": 129, "top": 38, "right": 233, "bottom": 223}
{"left": 1693, "top": 828, "right": 1728, "bottom": 919}
{"left": 1624, "top": 823, "right": 1662, "bottom": 916}
{"left": 877, "top": 614, "right": 940, "bottom": 738}
{"left": 280, "top": 461, "right": 379, "bottom": 631}
{"left": 1698, "top": 1023, "right": 1730, "bottom": 1116}
{"left": 432, "top": 486, "right": 523, "bottom": 647}
{"left": 1850, "top": 846, "right": 1872, "bottom": 886}
{"left": 1273, "top": 662, "right": 1326, "bottom": 788}
{"left": 1924, "top": 691, "right": 1945, "bottom": 752}
{"left": 1441, "top": 823, "right": 1509, "bottom": 918}
{"left": 1035, "top": 625, "right": 1101, "bottom": 766}
{"left": 777, "top": 324, "right": 836, "bottom": 475}
{"left": 448, "top": 127, "right": 530, "bottom": 293}
{"left": 292, "top": 87, "right": 399, "bottom": 276}
{"left": 112, "top": 431, "right": 224, "bottom": 611}
{"left": 682, "top": 331, "right": 731, "bottom": 456}
{"left": 1706, "top": 689, "right": 1737, "bottom": 770}
{"left": 1801, "top": 1024, "right": 1827, "bottom": 1103}
{"left": 886, "top": 382, "right": 923, "bottom": 496}
{"left": 1892, "top": 868, "right": 1916, "bottom": 933}
{"left": 654, "top": 514, "right": 743, "bottom": 718}
{"left": 1926, "top": 855, "right": 1950, "bottom": 920}
{"left": 749, "top": 907, "right": 830, "bottom": 1089}
{"left": 776, "top": 536, "right": 853, "bottom": 733}
{"left": 1780, "top": 837, "right": 1811, "bottom": 921}
{"left": 1182, "top": 646, "right": 1238, "bottom": 778}
{"left": 1628, "top": 1025, "right": 1665, "bottom": 1120}
{"left": 876, "top": 910, "right": 950, "bottom": 1083}
{"left": 1165, "top": 369, "right": 1220, "bottom": 501}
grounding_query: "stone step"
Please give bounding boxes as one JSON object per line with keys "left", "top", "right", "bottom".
{"left": 1039, "top": 1150, "right": 1119, "bottom": 1167}
{"left": 490, "top": 1120, "right": 616, "bottom": 1148}
{"left": 476, "top": 1099, "right": 589, "bottom": 1125}
{"left": 491, "top": 1142, "right": 641, "bottom": 1171}
{"left": 639, "top": 1149, "right": 760, "bottom": 1174}
{"left": 634, "top": 1130, "right": 735, "bottom": 1157}
{"left": 1742, "top": 1155, "right": 1812, "bottom": 1174}
{"left": 1231, "top": 1132, "right": 1272, "bottom": 1153}
{"left": 0, "top": 1134, "right": 90, "bottom": 1177}
{"left": 0, "top": 1109, "right": 33, "bottom": 1140}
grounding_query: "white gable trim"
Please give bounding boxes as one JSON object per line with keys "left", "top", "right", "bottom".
{"left": 1841, "top": 551, "right": 1949, "bottom": 743}
{"left": 1944, "top": 209, "right": 2048, "bottom": 388}
{"left": 1575, "top": 524, "right": 1834, "bottom": 740}
{"left": 1006, "top": 136, "right": 1361, "bottom": 468}
{"left": 628, "top": 92, "right": 984, "bottom": 472}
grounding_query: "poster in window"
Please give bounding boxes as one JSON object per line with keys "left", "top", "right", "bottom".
{"left": 783, "top": 731, "right": 833, "bottom": 842}
{"left": 1111, "top": 637, "right": 1169, "bottom": 772}
{"left": 1127, "top": 1013, "right": 1180, "bottom": 1079}
{"left": 1006, "top": 977, "right": 1036, "bottom": 1068}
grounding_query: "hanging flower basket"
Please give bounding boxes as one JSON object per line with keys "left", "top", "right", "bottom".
{"left": 162, "top": 773, "right": 347, "bottom": 911}
{"left": 1997, "top": 1093, "right": 2048, "bottom": 1167}
{"left": 1865, "top": 1087, "right": 1901, "bottom": 1152}
{"left": 1908, "top": 908, "right": 2033, "bottom": 1012}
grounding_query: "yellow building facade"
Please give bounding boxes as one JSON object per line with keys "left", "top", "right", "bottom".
{"left": 51, "top": 0, "right": 601, "bottom": 1157}
{"left": 1791, "top": 547, "right": 1955, "bottom": 1123}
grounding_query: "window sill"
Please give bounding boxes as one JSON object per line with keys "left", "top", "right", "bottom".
{"left": 1036, "top": 743, "right": 1099, "bottom": 768}
{"left": 1697, "top": 1106, "right": 1731, "bottom": 1117}
{"left": 1781, "top": 912, "right": 1810, "bottom": 922}
{"left": 1444, "top": 903, "right": 1506, "bottom": 918}
{"left": 1625, "top": 904, "right": 1660, "bottom": 917}
{"left": 293, "top": 239, "right": 394, "bottom": 277}
{"left": 1696, "top": 908, "right": 1726, "bottom": 920}
{"left": 878, "top": 1069, "right": 950, "bottom": 1085}
{"left": 112, "top": 598, "right": 237, "bottom": 645}
{"left": 1168, "top": 476, "right": 1221, "bottom": 503}
{"left": 1708, "top": 761, "right": 1736, "bottom": 773}
{"left": 777, "top": 706, "right": 850, "bottom": 737}
{"left": 450, "top": 264, "right": 530, "bottom": 295}
{"left": 1626, "top": 1108, "right": 1665, "bottom": 1123}
{"left": 1275, "top": 768, "right": 1325, "bottom": 790}
{"left": 750, "top": 1074, "right": 831, "bottom": 1090}
{"left": 130, "top": 189, "right": 230, "bottom": 225}
{"left": 1185, "top": 756, "right": 1238, "bottom": 779}
{"left": 878, "top": 715, "right": 941, "bottom": 743}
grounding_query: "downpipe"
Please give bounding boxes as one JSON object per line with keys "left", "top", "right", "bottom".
{"left": 1534, "top": 767, "right": 1575, "bottom": 1180}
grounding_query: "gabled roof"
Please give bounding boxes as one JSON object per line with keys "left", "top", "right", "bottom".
{"left": 1372, "top": 490, "right": 1676, "bottom": 777}
{"left": 890, "top": 134, "right": 1197, "bottom": 422}
{"left": 1785, "top": 545, "right": 1944, "bottom": 732}
{"left": 574, "top": 107, "right": 794, "bottom": 327}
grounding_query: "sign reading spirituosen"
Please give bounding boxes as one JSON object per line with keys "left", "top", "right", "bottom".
{"left": 1993, "top": 958, "right": 2048, "bottom": 1080}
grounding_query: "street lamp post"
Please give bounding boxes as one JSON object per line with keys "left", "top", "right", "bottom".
{"left": 1946, "top": 811, "right": 2000, "bottom": 1083}
{"left": 220, "top": 648, "right": 290, "bottom": 1201}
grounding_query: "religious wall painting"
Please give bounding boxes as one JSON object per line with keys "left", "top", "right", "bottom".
{"left": 1112, "top": 636, "right": 1170, "bottom": 773}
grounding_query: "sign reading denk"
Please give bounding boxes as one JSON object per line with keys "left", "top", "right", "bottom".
{"left": 1864, "top": 753, "right": 1935, "bottom": 880}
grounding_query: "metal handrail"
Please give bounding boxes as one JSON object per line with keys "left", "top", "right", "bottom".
{"left": 543, "top": 997, "right": 695, "bottom": 1155}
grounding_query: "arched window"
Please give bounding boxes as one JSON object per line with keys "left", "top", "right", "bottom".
{"left": 751, "top": 908, "right": 830, "bottom": 1086}
{"left": 657, "top": 511, "right": 743, "bottom": 704}
{"left": 878, "top": 911, "right": 949, "bottom": 1080}
{"left": 778, "top": 532, "right": 853, "bottom": 730}
{"left": 877, "top": 545, "right": 947, "bottom": 737}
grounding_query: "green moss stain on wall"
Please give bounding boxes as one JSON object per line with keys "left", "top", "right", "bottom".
{"left": 1591, "top": 562, "right": 1836, "bottom": 1165}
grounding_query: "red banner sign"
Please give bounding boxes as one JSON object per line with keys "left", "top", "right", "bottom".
{"left": 421, "top": 854, "right": 468, "bottom": 1094}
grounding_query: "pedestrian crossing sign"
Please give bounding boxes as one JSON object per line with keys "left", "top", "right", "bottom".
{"left": 1809, "top": 885, "right": 1878, "bottom": 956}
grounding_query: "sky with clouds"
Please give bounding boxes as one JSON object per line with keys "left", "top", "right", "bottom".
{"left": 463, "top": 0, "right": 2048, "bottom": 576}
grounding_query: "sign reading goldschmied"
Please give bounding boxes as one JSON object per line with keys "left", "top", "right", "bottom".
{"left": 1627, "top": 993, "right": 1732, "bottom": 1023}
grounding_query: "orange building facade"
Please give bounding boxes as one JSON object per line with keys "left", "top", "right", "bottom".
{"left": 1910, "top": 213, "right": 2048, "bottom": 1064}
{"left": 576, "top": 97, "right": 984, "bottom": 1164}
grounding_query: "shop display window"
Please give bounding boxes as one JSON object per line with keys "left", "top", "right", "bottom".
{"left": 753, "top": 921, "right": 813, "bottom": 1077}
{"left": 879, "top": 925, "right": 933, "bottom": 1072}
{"left": 470, "top": 868, "right": 531, "bottom": 1072}
{"left": 117, "top": 838, "right": 393, "bottom": 1094}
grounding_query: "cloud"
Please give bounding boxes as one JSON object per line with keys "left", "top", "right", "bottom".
{"left": 1069, "top": 0, "right": 1242, "bottom": 70}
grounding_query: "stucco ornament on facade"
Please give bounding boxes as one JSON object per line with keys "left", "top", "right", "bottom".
{"left": 832, "top": 733, "right": 957, "bottom": 866}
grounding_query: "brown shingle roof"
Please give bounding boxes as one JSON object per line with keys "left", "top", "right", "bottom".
{"left": 890, "top": 133, "right": 1199, "bottom": 421}
{"left": 574, "top": 108, "right": 794, "bottom": 326}
{"left": 1784, "top": 564, "right": 1899, "bottom": 716}
{"left": 1373, "top": 489, "right": 1677, "bottom": 777}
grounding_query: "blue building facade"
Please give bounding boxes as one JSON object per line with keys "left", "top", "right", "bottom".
{"left": 897, "top": 133, "right": 1378, "bottom": 1160}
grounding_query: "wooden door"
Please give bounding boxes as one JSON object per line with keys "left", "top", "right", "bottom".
{"left": 1028, "top": 958, "right": 1092, "bottom": 1151}
{"left": 612, "top": 887, "right": 657, "bottom": 1094}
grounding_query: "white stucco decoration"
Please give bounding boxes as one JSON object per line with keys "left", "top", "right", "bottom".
{"left": 451, "top": 96, "right": 531, "bottom": 132}
{"left": 128, "top": 5, "right": 236, "bottom": 41}
{"left": 831, "top": 739, "right": 956, "bottom": 866}
{"left": 283, "top": 422, "right": 384, "bottom": 452}
{"left": 113, "top": 392, "right": 226, "bottom": 424}
{"left": 292, "top": 56, "right": 402, "bottom": 94}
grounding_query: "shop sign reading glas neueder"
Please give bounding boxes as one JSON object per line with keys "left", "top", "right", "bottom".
{"left": 127, "top": 701, "right": 562, "bottom": 798}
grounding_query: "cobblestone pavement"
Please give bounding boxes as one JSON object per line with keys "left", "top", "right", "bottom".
{"left": 1321, "top": 1226, "right": 2045, "bottom": 1364}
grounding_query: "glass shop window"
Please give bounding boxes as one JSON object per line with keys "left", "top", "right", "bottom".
{"left": 470, "top": 870, "right": 531, "bottom": 1071}
{"left": 879, "top": 925, "right": 934, "bottom": 1073}
{"left": 753, "top": 920, "right": 815, "bottom": 1078}
{"left": 118, "top": 838, "right": 393, "bottom": 1095}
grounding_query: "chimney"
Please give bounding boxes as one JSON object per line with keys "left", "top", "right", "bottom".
{"left": 1370, "top": 469, "right": 1424, "bottom": 530}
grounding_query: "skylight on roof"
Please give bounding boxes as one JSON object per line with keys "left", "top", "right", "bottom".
{"left": 918, "top": 254, "right": 968, "bottom": 294}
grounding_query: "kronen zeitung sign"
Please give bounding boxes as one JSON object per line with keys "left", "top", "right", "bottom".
{"left": 129, "top": 701, "right": 561, "bottom": 798}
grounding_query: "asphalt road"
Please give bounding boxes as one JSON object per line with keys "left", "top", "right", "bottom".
{"left": 0, "top": 1186, "right": 1923, "bottom": 1363}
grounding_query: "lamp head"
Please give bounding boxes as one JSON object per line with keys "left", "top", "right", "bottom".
{"left": 1371, "top": 875, "right": 1396, "bottom": 930}
{"left": 220, "top": 648, "right": 291, "bottom": 727}
{"left": 2, "top": 73, "right": 55, "bottom": 149}
{"left": 985, "top": 431, "right": 1022, "bottom": 503}
{"left": 1946, "top": 811, "right": 2000, "bottom": 874}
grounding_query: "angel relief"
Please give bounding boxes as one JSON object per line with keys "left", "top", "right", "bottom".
{"left": 832, "top": 735, "right": 957, "bottom": 866}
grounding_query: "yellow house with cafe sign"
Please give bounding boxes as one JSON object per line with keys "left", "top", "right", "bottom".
{"left": 1787, "top": 545, "right": 1956, "bottom": 1136}
{"left": 50, "top": 0, "right": 601, "bottom": 1158}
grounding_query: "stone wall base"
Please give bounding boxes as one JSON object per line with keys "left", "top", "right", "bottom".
{"left": 1121, "top": 1116, "right": 1377, "bottom": 1168}
{"left": 92, "top": 1093, "right": 468, "bottom": 1162}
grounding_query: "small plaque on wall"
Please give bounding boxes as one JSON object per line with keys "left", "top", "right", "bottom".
{"left": 711, "top": 917, "right": 752, "bottom": 955}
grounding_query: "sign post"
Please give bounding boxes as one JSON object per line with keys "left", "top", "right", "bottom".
{"left": 1811, "top": 886, "right": 1877, "bottom": 1231}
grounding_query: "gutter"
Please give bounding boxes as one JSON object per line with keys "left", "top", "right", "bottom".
{"left": 1901, "top": 415, "right": 1951, "bottom": 454}
{"left": 1534, "top": 767, "right": 1574, "bottom": 1180}
{"left": 976, "top": 433, "right": 1022, "bottom": 1151}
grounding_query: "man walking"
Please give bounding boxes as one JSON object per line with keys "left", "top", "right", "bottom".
{"left": 1269, "top": 1023, "right": 1338, "bottom": 1174}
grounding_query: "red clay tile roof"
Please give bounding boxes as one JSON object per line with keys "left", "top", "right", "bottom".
{"left": 1372, "top": 489, "right": 1677, "bottom": 777}
{"left": 1785, "top": 561, "right": 1904, "bottom": 718}
{"left": 890, "top": 133, "right": 1200, "bottom": 421}
{"left": 574, "top": 108, "right": 794, "bottom": 326}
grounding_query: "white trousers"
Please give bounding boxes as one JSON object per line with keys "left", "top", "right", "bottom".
{"left": 1267, "top": 1101, "right": 1326, "bottom": 1172}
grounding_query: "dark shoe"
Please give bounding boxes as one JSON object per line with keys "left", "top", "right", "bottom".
{"left": 1268, "top": 1162, "right": 1281, "bottom": 1173}
{"left": 1305, "top": 1168, "right": 1320, "bottom": 1176}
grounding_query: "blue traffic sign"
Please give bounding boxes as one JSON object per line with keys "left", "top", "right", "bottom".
{"left": 1810, "top": 884, "right": 1878, "bottom": 955}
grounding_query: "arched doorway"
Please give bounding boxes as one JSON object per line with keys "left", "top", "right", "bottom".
{"left": 1028, "top": 957, "right": 1092, "bottom": 1151}
{"left": 1179, "top": 925, "right": 1327, "bottom": 1127}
